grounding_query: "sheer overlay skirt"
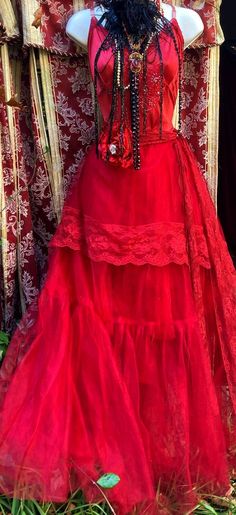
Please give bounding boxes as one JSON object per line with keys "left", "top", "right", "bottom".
{"left": 0, "top": 137, "right": 235, "bottom": 514}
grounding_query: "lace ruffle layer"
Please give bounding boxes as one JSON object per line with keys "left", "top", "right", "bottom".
{"left": 50, "top": 206, "right": 211, "bottom": 268}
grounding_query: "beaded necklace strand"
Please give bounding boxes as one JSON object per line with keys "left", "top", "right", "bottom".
{"left": 94, "top": 7, "right": 182, "bottom": 170}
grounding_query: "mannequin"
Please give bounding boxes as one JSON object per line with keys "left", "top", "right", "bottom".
{"left": 66, "top": 2, "right": 204, "bottom": 50}
{"left": 0, "top": 0, "right": 236, "bottom": 512}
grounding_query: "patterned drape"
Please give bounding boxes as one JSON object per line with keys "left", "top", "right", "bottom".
{"left": 171, "top": 0, "right": 223, "bottom": 198}
{"left": 0, "top": 0, "right": 223, "bottom": 332}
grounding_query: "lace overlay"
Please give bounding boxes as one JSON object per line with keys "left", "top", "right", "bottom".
{"left": 50, "top": 206, "right": 211, "bottom": 268}
{"left": 0, "top": 14, "right": 235, "bottom": 515}
{"left": 175, "top": 138, "right": 236, "bottom": 415}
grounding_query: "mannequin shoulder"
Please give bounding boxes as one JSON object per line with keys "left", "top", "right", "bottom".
{"left": 163, "top": 4, "right": 204, "bottom": 49}
{"left": 66, "top": 7, "right": 104, "bottom": 48}
{"left": 176, "top": 6, "right": 204, "bottom": 46}
{"left": 66, "top": 4, "right": 204, "bottom": 50}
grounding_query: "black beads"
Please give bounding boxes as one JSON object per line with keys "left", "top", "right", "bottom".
{"left": 128, "top": 31, "right": 154, "bottom": 170}
{"left": 93, "top": 12, "right": 183, "bottom": 172}
{"left": 94, "top": 33, "right": 113, "bottom": 158}
{"left": 106, "top": 39, "right": 119, "bottom": 157}
{"left": 155, "top": 35, "right": 164, "bottom": 140}
{"left": 130, "top": 70, "right": 141, "bottom": 170}
{"left": 168, "top": 24, "right": 183, "bottom": 135}
{"left": 120, "top": 44, "right": 125, "bottom": 143}
{"left": 142, "top": 52, "right": 148, "bottom": 133}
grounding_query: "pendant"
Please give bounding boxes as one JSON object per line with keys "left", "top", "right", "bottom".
{"left": 109, "top": 143, "right": 117, "bottom": 155}
{"left": 129, "top": 52, "right": 143, "bottom": 74}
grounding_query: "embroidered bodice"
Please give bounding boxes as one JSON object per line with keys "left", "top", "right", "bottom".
{"left": 88, "top": 13, "right": 184, "bottom": 137}
{"left": 50, "top": 10, "right": 236, "bottom": 288}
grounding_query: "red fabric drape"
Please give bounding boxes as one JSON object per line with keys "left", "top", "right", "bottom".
{"left": 0, "top": 0, "right": 222, "bottom": 331}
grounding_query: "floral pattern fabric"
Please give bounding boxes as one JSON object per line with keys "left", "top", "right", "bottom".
{"left": 0, "top": 0, "right": 222, "bottom": 331}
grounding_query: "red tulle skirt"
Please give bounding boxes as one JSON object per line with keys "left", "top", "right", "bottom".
{"left": 0, "top": 135, "right": 236, "bottom": 514}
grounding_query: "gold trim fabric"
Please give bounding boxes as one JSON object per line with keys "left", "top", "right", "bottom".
{"left": 21, "top": 0, "right": 43, "bottom": 47}
{"left": 0, "top": 0, "right": 19, "bottom": 40}
{"left": 0, "top": 0, "right": 224, "bottom": 331}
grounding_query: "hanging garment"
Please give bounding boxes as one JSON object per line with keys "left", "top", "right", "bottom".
{"left": 0, "top": 10, "right": 235, "bottom": 515}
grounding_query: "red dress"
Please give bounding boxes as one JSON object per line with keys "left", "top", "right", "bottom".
{"left": 0, "top": 13, "right": 236, "bottom": 515}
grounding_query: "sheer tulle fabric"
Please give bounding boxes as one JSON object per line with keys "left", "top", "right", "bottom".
{"left": 0, "top": 15, "right": 236, "bottom": 515}
{"left": 0, "top": 136, "right": 236, "bottom": 513}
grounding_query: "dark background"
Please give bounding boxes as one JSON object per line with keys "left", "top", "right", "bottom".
{"left": 218, "top": 0, "right": 236, "bottom": 258}
{"left": 220, "top": 0, "right": 236, "bottom": 40}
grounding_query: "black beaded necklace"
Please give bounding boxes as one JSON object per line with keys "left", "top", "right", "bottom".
{"left": 93, "top": 14, "right": 183, "bottom": 171}
{"left": 123, "top": 27, "right": 155, "bottom": 169}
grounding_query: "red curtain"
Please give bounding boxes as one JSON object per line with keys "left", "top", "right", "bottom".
{"left": 0, "top": 0, "right": 222, "bottom": 332}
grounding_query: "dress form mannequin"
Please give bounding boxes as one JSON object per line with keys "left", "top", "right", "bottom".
{"left": 66, "top": 2, "right": 204, "bottom": 50}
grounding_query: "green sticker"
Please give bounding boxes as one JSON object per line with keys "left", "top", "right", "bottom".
{"left": 96, "top": 473, "right": 120, "bottom": 489}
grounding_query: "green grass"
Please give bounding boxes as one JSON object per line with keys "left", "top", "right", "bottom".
{"left": 0, "top": 483, "right": 236, "bottom": 515}
{"left": 0, "top": 492, "right": 111, "bottom": 515}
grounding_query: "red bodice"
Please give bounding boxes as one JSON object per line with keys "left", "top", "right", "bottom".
{"left": 88, "top": 14, "right": 184, "bottom": 137}
{"left": 0, "top": 9, "right": 236, "bottom": 515}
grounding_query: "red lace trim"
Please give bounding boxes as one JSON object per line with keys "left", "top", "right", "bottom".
{"left": 50, "top": 206, "right": 211, "bottom": 268}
